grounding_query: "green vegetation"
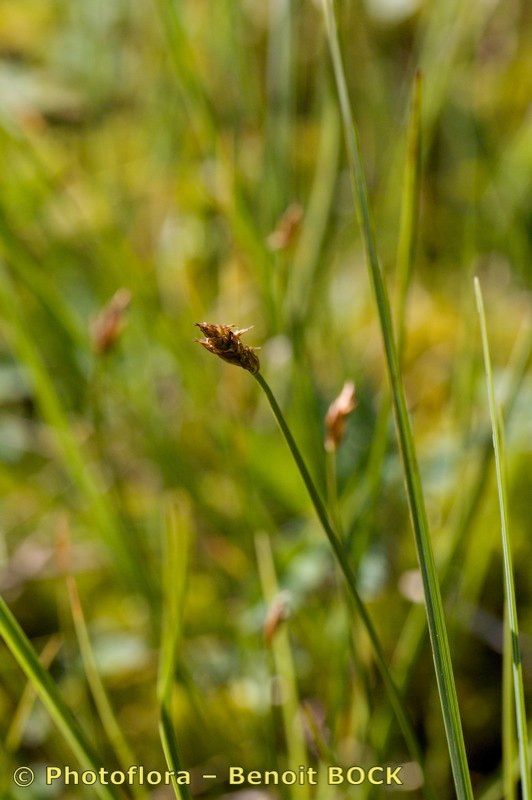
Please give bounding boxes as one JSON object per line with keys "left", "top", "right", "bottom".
{"left": 0, "top": 2, "right": 530, "bottom": 799}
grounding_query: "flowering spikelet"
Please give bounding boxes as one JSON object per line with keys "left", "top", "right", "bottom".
{"left": 90, "top": 288, "right": 132, "bottom": 355}
{"left": 263, "top": 592, "right": 291, "bottom": 645}
{"left": 194, "top": 322, "right": 260, "bottom": 374}
{"left": 324, "top": 381, "right": 357, "bottom": 452}
{"left": 266, "top": 202, "right": 304, "bottom": 251}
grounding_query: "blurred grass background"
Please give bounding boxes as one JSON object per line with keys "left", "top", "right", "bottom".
{"left": 0, "top": 0, "right": 530, "bottom": 798}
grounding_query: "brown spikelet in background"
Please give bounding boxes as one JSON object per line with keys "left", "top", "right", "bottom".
{"left": 324, "top": 381, "right": 357, "bottom": 452}
{"left": 266, "top": 202, "right": 303, "bottom": 251}
{"left": 263, "top": 592, "right": 291, "bottom": 646}
{"left": 90, "top": 288, "right": 132, "bottom": 355}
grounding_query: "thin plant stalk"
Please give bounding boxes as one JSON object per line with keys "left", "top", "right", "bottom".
{"left": 503, "top": 605, "right": 517, "bottom": 800}
{"left": 253, "top": 371, "right": 433, "bottom": 795}
{"left": 159, "top": 708, "right": 192, "bottom": 800}
{"left": 479, "top": 739, "right": 532, "bottom": 800}
{"left": 66, "top": 575, "right": 147, "bottom": 800}
{"left": 5, "top": 635, "right": 62, "bottom": 753}
{"left": 263, "top": 0, "right": 293, "bottom": 227}
{"left": 287, "top": 90, "right": 340, "bottom": 333}
{"left": 344, "top": 71, "right": 422, "bottom": 559}
{"left": 153, "top": 0, "right": 216, "bottom": 149}
{"left": 325, "top": 448, "right": 342, "bottom": 535}
{"left": 157, "top": 498, "right": 192, "bottom": 800}
{"left": 320, "top": 2, "right": 473, "bottom": 797}
{"left": 0, "top": 635, "right": 60, "bottom": 798}
{"left": 475, "top": 277, "right": 531, "bottom": 799}
{"left": 255, "top": 532, "right": 310, "bottom": 800}
{"left": 0, "top": 596, "right": 119, "bottom": 800}
{"left": 395, "top": 69, "right": 423, "bottom": 360}
{"left": 374, "top": 322, "right": 531, "bottom": 758}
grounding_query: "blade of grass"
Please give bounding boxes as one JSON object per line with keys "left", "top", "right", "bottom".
{"left": 479, "top": 738, "right": 532, "bottom": 800}
{"left": 153, "top": 0, "right": 216, "bottom": 149}
{"left": 325, "top": 447, "right": 341, "bottom": 535}
{"left": 159, "top": 706, "right": 192, "bottom": 800}
{"left": 157, "top": 496, "right": 191, "bottom": 702}
{"left": 395, "top": 69, "right": 422, "bottom": 359}
{"left": 503, "top": 604, "right": 517, "bottom": 800}
{"left": 0, "top": 634, "right": 62, "bottom": 798}
{"left": 4, "top": 634, "right": 62, "bottom": 753}
{"left": 262, "top": 0, "right": 293, "bottom": 227}
{"left": 345, "top": 70, "right": 422, "bottom": 561}
{"left": 320, "top": 3, "right": 473, "bottom": 796}
{"left": 373, "top": 320, "right": 531, "bottom": 761}
{"left": 157, "top": 497, "right": 192, "bottom": 800}
{"left": 255, "top": 532, "right": 310, "bottom": 800}
{"left": 475, "top": 276, "right": 531, "bottom": 800}
{"left": 286, "top": 89, "right": 340, "bottom": 336}
{"left": 253, "top": 371, "right": 434, "bottom": 797}
{"left": 453, "top": 322, "right": 530, "bottom": 617}
{"left": 0, "top": 596, "right": 119, "bottom": 800}
{"left": 66, "top": 574, "right": 147, "bottom": 799}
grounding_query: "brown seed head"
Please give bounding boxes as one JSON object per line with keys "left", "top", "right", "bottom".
{"left": 266, "top": 202, "right": 304, "bottom": 251}
{"left": 194, "top": 322, "right": 260, "bottom": 374}
{"left": 91, "top": 288, "right": 132, "bottom": 355}
{"left": 324, "top": 381, "right": 357, "bottom": 452}
{"left": 263, "top": 592, "right": 291, "bottom": 646}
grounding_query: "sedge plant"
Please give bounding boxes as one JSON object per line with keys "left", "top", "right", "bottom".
{"left": 195, "top": 322, "right": 434, "bottom": 796}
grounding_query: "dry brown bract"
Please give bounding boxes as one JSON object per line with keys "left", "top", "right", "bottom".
{"left": 266, "top": 202, "right": 303, "bottom": 251}
{"left": 90, "top": 288, "right": 132, "bottom": 355}
{"left": 263, "top": 591, "right": 291, "bottom": 646}
{"left": 195, "top": 322, "right": 260, "bottom": 374}
{"left": 324, "top": 381, "right": 357, "bottom": 452}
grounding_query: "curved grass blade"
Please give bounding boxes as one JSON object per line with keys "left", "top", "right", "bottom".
{"left": 66, "top": 574, "right": 147, "bottom": 800}
{"left": 503, "top": 605, "right": 517, "bottom": 800}
{"left": 4, "top": 635, "right": 62, "bottom": 754}
{"left": 255, "top": 532, "right": 310, "bottom": 800}
{"left": 345, "top": 69, "right": 423, "bottom": 563}
{"left": 159, "top": 707, "right": 192, "bottom": 800}
{"left": 479, "top": 739, "right": 532, "bottom": 800}
{"left": 475, "top": 277, "right": 531, "bottom": 800}
{"left": 374, "top": 322, "right": 531, "bottom": 758}
{"left": 320, "top": 2, "right": 473, "bottom": 796}
{"left": 395, "top": 69, "right": 422, "bottom": 358}
{"left": 157, "top": 497, "right": 192, "bottom": 800}
{"left": 0, "top": 596, "right": 119, "bottom": 800}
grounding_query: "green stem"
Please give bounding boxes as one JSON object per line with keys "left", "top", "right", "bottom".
{"left": 67, "top": 576, "right": 147, "bottom": 800}
{"left": 475, "top": 277, "right": 531, "bottom": 800}
{"left": 255, "top": 533, "right": 310, "bottom": 800}
{"left": 503, "top": 604, "right": 517, "bottom": 800}
{"left": 254, "top": 371, "right": 433, "bottom": 795}
{"left": 325, "top": 448, "right": 341, "bottom": 535}
{"left": 159, "top": 704, "right": 193, "bottom": 800}
{"left": 0, "top": 596, "right": 119, "bottom": 800}
{"left": 321, "top": 3, "right": 473, "bottom": 797}
{"left": 157, "top": 499, "right": 192, "bottom": 800}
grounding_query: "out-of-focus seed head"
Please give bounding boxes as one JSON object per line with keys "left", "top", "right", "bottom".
{"left": 263, "top": 592, "right": 291, "bottom": 645}
{"left": 194, "top": 322, "right": 260, "bottom": 374}
{"left": 324, "top": 381, "right": 357, "bottom": 452}
{"left": 91, "top": 288, "right": 132, "bottom": 355}
{"left": 266, "top": 202, "right": 303, "bottom": 251}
